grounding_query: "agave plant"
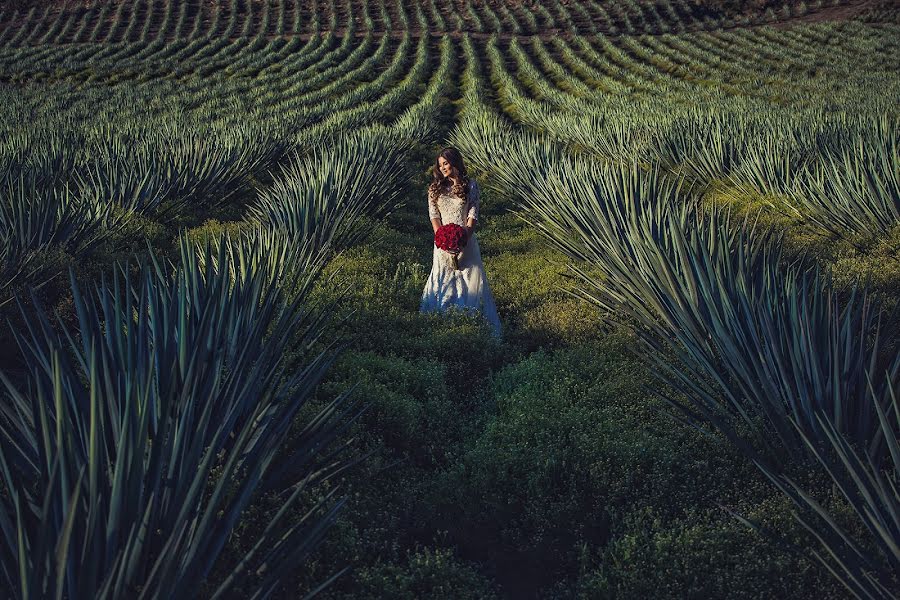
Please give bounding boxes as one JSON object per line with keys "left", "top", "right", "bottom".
{"left": 0, "top": 172, "right": 112, "bottom": 292}
{"left": 753, "top": 374, "right": 900, "bottom": 599}
{"left": 507, "top": 150, "right": 899, "bottom": 469}
{"left": 249, "top": 130, "right": 411, "bottom": 251}
{"left": 0, "top": 230, "right": 356, "bottom": 599}
{"left": 447, "top": 112, "right": 515, "bottom": 179}
{"left": 76, "top": 148, "right": 183, "bottom": 219}
{"left": 569, "top": 118, "right": 653, "bottom": 164}
{"left": 652, "top": 114, "right": 753, "bottom": 184}
{"left": 0, "top": 146, "right": 75, "bottom": 193}
{"left": 77, "top": 132, "right": 284, "bottom": 222}
{"left": 165, "top": 132, "right": 284, "bottom": 206}
{"left": 729, "top": 131, "right": 811, "bottom": 213}
{"left": 794, "top": 136, "right": 900, "bottom": 239}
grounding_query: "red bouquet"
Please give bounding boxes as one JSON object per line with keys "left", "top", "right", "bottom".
{"left": 434, "top": 223, "right": 468, "bottom": 270}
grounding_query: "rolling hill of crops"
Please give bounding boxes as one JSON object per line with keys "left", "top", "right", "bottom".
{"left": 1, "top": 0, "right": 890, "bottom": 40}
{"left": 0, "top": 0, "right": 898, "bottom": 598}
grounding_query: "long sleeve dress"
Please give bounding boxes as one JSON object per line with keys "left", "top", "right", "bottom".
{"left": 419, "top": 179, "right": 502, "bottom": 338}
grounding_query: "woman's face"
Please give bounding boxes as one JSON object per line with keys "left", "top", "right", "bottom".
{"left": 438, "top": 156, "right": 452, "bottom": 179}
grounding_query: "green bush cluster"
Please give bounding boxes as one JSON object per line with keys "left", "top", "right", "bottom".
{"left": 402, "top": 338, "right": 837, "bottom": 597}
{"left": 326, "top": 546, "right": 501, "bottom": 600}
{"left": 320, "top": 350, "right": 456, "bottom": 466}
{"left": 575, "top": 502, "right": 843, "bottom": 599}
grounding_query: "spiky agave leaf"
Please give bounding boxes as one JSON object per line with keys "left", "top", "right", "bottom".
{"left": 0, "top": 230, "right": 355, "bottom": 599}
{"left": 249, "top": 130, "right": 411, "bottom": 251}
{"left": 651, "top": 113, "right": 754, "bottom": 185}
{"left": 0, "top": 173, "right": 114, "bottom": 292}
{"left": 794, "top": 135, "right": 900, "bottom": 239}
{"left": 76, "top": 148, "right": 182, "bottom": 219}
{"left": 755, "top": 373, "right": 900, "bottom": 599}
{"left": 77, "top": 132, "right": 285, "bottom": 222}
{"left": 447, "top": 111, "right": 515, "bottom": 179}
{"left": 728, "top": 130, "right": 811, "bottom": 211}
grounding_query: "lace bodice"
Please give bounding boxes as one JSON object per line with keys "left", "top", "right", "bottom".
{"left": 428, "top": 179, "right": 480, "bottom": 227}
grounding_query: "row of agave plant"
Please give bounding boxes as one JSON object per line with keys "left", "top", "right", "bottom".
{"left": 652, "top": 113, "right": 900, "bottom": 241}
{"left": 0, "top": 129, "right": 413, "bottom": 598}
{"left": 0, "top": 123, "right": 284, "bottom": 294}
{"left": 450, "top": 118, "right": 899, "bottom": 597}
{"left": 0, "top": 52, "right": 449, "bottom": 297}
{"left": 455, "top": 104, "right": 899, "bottom": 243}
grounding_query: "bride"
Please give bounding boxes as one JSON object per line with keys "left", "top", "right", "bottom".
{"left": 419, "top": 147, "right": 502, "bottom": 338}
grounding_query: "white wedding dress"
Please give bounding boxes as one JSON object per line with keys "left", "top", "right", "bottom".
{"left": 419, "top": 179, "right": 502, "bottom": 338}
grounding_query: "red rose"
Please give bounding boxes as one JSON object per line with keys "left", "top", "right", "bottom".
{"left": 434, "top": 223, "right": 467, "bottom": 252}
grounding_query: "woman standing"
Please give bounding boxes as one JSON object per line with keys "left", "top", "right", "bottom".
{"left": 419, "top": 147, "right": 502, "bottom": 338}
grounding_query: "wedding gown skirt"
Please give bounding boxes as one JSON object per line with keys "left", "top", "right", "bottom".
{"left": 420, "top": 233, "right": 502, "bottom": 338}
{"left": 419, "top": 182, "right": 502, "bottom": 338}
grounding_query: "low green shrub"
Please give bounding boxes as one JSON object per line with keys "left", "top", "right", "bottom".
{"left": 183, "top": 218, "right": 255, "bottom": 247}
{"left": 332, "top": 546, "right": 500, "bottom": 600}
{"left": 574, "top": 500, "right": 845, "bottom": 599}
{"left": 319, "top": 350, "right": 459, "bottom": 467}
{"left": 429, "top": 338, "right": 843, "bottom": 596}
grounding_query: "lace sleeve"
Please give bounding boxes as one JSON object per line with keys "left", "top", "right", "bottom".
{"left": 466, "top": 180, "right": 480, "bottom": 222}
{"left": 428, "top": 190, "right": 440, "bottom": 221}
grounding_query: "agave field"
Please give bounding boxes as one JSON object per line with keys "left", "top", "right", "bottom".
{"left": 0, "top": 0, "right": 898, "bottom": 598}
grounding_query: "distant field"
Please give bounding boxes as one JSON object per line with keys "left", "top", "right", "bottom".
{"left": 0, "top": 1, "right": 898, "bottom": 599}
{"left": 0, "top": 0, "right": 893, "bottom": 40}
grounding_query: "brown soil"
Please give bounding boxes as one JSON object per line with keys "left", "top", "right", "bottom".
{"left": 772, "top": 0, "right": 877, "bottom": 28}
{"left": 0, "top": 0, "right": 889, "bottom": 44}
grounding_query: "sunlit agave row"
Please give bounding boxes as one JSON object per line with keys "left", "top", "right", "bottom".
{"left": 1, "top": 22, "right": 896, "bottom": 289}
{"left": 450, "top": 25, "right": 899, "bottom": 240}
{"left": 1, "top": 21, "right": 894, "bottom": 125}
{"left": 4, "top": 17, "right": 892, "bottom": 93}
{"left": 391, "top": 34, "right": 454, "bottom": 141}
{"left": 0, "top": 29, "right": 437, "bottom": 135}
{"left": 0, "top": 129, "right": 414, "bottom": 598}
{"left": 0, "top": 0, "right": 857, "bottom": 45}
{"left": 477, "top": 28, "right": 898, "bottom": 164}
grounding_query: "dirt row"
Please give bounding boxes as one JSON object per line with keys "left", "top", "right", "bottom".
{"left": 0, "top": 0, "right": 887, "bottom": 46}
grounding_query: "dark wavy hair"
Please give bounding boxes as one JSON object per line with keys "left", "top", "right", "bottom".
{"left": 428, "top": 147, "right": 469, "bottom": 203}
